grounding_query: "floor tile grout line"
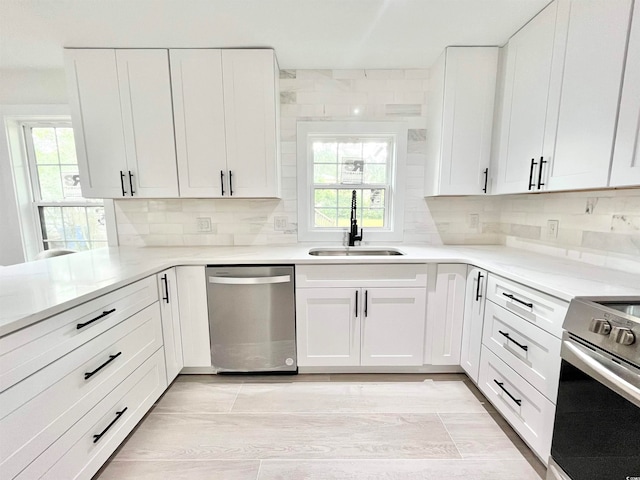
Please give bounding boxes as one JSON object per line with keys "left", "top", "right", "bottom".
{"left": 255, "top": 459, "right": 263, "bottom": 480}
{"left": 229, "top": 383, "right": 242, "bottom": 413}
{"left": 436, "top": 412, "right": 464, "bottom": 460}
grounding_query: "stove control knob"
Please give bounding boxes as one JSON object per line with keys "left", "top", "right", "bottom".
{"left": 611, "top": 327, "right": 635, "bottom": 346}
{"left": 589, "top": 318, "right": 611, "bottom": 335}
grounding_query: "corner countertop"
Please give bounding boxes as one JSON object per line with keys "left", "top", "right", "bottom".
{"left": 1, "top": 244, "right": 639, "bottom": 336}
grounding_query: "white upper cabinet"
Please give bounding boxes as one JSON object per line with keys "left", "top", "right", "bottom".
{"left": 65, "top": 49, "right": 128, "bottom": 198}
{"left": 610, "top": 2, "right": 640, "bottom": 187}
{"left": 425, "top": 47, "right": 499, "bottom": 196}
{"left": 221, "top": 50, "right": 281, "bottom": 198}
{"left": 546, "top": 0, "right": 633, "bottom": 191}
{"left": 494, "top": 1, "right": 561, "bottom": 194}
{"left": 116, "top": 50, "right": 179, "bottom": 198}
{"left": 65, "top": 49, "right": 178, "bottom": 198}
{"left": 171, "top": 49, "right": 280, "bottom": 198}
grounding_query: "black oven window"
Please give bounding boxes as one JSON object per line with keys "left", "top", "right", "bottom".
{"left": 551, "top": 360, "right": 640, "bottom": 480}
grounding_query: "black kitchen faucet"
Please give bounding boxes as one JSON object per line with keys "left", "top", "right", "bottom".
{"left": 348, "top": 189, "right": 363, "bottom": 246}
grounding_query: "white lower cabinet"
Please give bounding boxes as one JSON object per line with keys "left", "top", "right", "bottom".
{"left": 478, "top": 346, "right": 555, "bottom": 463}
{"left": 157, "top": 268, "right": 184, "bottom": 382}
{"left": 426, "top": 264, "right": 467, "bottom": 365}
{"left": 460, "top": 266, "right": 487, "bottom": 382}
{"left": 17, "top": 349, "right": 167, "bottom": 480}
{"left": 361, "top": 288, "right": 426, "bottom": 366}
{"left": 295, "top": 264, "right": 428, "bottom": 369}
{"left": 295, "top": 288, "right": 360, "bottom": 367}
{"left": 176, "top": 266, "right": 211, "bottom": 368}
{"left": 482, "top": 301, "right": 561, "bottom": 401}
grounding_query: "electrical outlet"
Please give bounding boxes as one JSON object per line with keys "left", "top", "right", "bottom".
{"left": 274, "top": 216, "right": 288, "bottom": 231}
{"left": 197, "top": 217, "right": 212, "bottom": 233}
{"left": 468, "top": 213, "right": 479, "bottom": 230}
{"left": 547, "top": 219, "right": 559, "bottom": 239}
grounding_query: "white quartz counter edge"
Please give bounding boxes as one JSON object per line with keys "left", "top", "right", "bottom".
{"left": 1, "top": 244, "right": 639, "bottom": 336}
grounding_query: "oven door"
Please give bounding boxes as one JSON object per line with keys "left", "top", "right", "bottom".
{"left": 549, "top": 335, "right": 640, "bottom": 480}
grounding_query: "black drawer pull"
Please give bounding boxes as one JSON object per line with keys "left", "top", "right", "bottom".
{"left": 229, "top": 170, "right": 234, "bottom": 196}
{"left": 84, "top": 352, "right": 122, "bottom": 380}
{"left": 364, "top": 290, "right": 368, "bottom": 317}
{"left": 502, "top": 293, "right": 533, "bottom": 309}
{"left": 355, "top": 290, "right": 358, "bottom": 318}
{"left": 537, "top": 156, "right": 547, "bottom": 189}
{"left": 493, "top": 380, "right": 522, "bottom": 406}
{"left": 498, "top": 330, "right": 529, "bottom": 351}
{"left": 161, "top": 274, "right": 169, "bottom": 303}
{"left": 128, "top": 171, "right": 135, "bottom": 196}
{"left": 528, "top": 158, "right": 537, "bottom": 191}
{"left": 220, "top": 170, "right": 225, "bottom": 196}
{"left": 475, "top": 272, "right": 484, "bottom": 302}
{"left": 93, "top": 407, "right": 128, "bottom": 443}
{"left": 119, "top": 171, "right": 127, "bottom": 196}
{"left": 77, "top": 308, "right": 116, "bottom": 330}
{"left": 482, "top": 167, "right": 488, "bottom": 193}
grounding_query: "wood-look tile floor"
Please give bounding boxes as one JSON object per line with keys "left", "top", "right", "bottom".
{"left": 95, "top": 374, "right": 546, "bottom": 479}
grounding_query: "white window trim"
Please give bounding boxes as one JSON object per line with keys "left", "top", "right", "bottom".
{"left": 1, "top": 105, "right": 118, "bottom": 262}
{"left": 297, "top": 121, "right": 407, "bottom": 244}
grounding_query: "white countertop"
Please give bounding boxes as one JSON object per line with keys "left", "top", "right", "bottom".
{"left": 1, "top": 244, "right": 639, "bottom": 336}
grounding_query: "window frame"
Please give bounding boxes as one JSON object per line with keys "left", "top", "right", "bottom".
{"left": 297, "top": 121, "right": 407, "bottom": 243}
{"left": 22, "top": 121, "right": 108, "bottom": 252}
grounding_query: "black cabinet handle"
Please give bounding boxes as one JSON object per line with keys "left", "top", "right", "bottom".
{"left": 494, "top": 380, "right": 522, "bottom": 406}
{"left": 84, "top": 352, "right": 122, "bottom": 380}
{"left": 364, "top": 290, "right": 368, "bottom": 317}
{"left": 537, "top": 156, "right": 547, "bottom": 190}
{"left": 128, "top": 171, "right": 135, "bottom": 196}
{"left": 482, "top": 168, "right": 488, "bottom": 193}
{"left": 502, "top": 292, "right": 533, "bottom": 309}
{"left": 498, "top": 330, "right": 529, "bottom": 351}
{"left": 119, "top": 171, "right": 127, "bottom": 196}
{"left": 475, "top": 272, "right": 484, "bottom": 302}
{"left": 220, "top": 170, "right": 225, "bottom": 196}
{"left": 77, "top": 308, "right": 116, "bottom": 330}
{"left": 355, "top": 290, "right": 358, "bottom": 318}
{"left": 93, "top": 407, "right": 128, "bottom": 443}
{"left": 528, "top": 158, "right": 537, "bottom": 191}
{"left": 229, "top": 170, "right": 234, "bottom": 196}
{"left": 161, "top": 274, "right": 169, "bottom": 303}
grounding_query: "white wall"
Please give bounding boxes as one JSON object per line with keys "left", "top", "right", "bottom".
{"left": 0, "top": 68, "right": 68, "bottom": 265}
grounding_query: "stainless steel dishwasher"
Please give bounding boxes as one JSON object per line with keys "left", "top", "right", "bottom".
{"left": 206, "top": 265, "right": 297, "bottom": 373}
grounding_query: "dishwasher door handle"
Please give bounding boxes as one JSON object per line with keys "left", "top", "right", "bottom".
{"left": 208, "top": 275, "right": 291, "bottom": 285}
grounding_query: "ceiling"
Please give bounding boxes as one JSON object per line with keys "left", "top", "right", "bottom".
{"left": 0, "top": 0, "right": 550, "bottom": 71}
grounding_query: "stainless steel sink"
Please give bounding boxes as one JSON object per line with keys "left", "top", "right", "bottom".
{"left": 308, "top": 248, "right": 404, "bottom": 256}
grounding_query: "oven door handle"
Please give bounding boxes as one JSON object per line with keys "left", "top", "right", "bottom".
{"left": 562, "top": 338, "right": 640, "bottom": 408}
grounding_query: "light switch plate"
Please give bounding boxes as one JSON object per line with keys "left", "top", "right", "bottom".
{"left": 547, "top": 219, "right": 559, "bottom": 239}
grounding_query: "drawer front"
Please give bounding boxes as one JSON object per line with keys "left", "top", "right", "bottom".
{"left": 16, "top": 349, "right": 167, "bottom": 480}
{"left": 296, "top": 264, "right": 428, "bottom": 288}
{"left": 478, "top": 346, "right": 555, "bottom": 464}
{"left": 482, "top": 301, "right": 561, "bottom": 402}
{"left": 0, "top": 303, "right": 164, "bottom": 479}
{"left": 486, "top": 274, "right": 568, "bottom": 338}
{"left": 1, "top": 276, "right": 159, "bottom": 392}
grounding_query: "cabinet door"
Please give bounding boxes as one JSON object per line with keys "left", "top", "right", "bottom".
{"left": 157, "top": 268, "right": 183, "bottom": 383}
{"left": 460, "top": 267, "right": 487, "bottom": 382}
{"left": 115, "top": 49, "right": 178, "bottom": 197}
{"left": 427, "top": 264, "right": 467, "bottom": 365}
{"left": 170, "top": 49, "right": 228, "bottom": 197}
{"left": 495, "top": 2, "right": 559, "bottom": 194}
{"left": 176, "top": 266, "right": 211, "bottom": 368}
{"left": 296, "top": 288, "right": 360, "bottom": 367}
{"left": 222, "top": 49, "right": 280, "bottom": 198}
{"left": 546, "top": 0, "right": 632, "bottom": 191}
{"left": 64, "top": 49, "right": 128, "bottom": 198}
{"left": 360, "top": 288, "right": 426, "bottom": 366}
{"left": 439, "top": 47, "right": 498, "bottom": 195}
{"left": 610, "top": 3, "right": 640, "bottom": 187}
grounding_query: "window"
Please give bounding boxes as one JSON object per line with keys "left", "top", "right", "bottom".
{"left": 23, "top": 122, "right": 107, "bottom": 251}
{"left": 297, "top": 122, "right": 406, "bottom": 243}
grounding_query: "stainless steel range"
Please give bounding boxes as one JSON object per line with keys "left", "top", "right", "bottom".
{"left": 547, "top": 297, "right": 640, "bottom": 480}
